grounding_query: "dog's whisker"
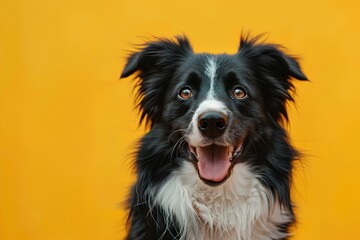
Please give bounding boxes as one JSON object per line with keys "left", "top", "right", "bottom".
{"left": 168, "top": 136, "right": 186, "bottom": 161}
{"left": 168, "top": 128, "right": 187, "bottom": 141}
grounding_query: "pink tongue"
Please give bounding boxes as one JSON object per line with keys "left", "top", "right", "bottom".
{"left": 197, "top": 145, "right": 231, "bottom": 182}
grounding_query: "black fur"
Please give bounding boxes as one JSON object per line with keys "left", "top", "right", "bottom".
{"left": 121, "top": 35, "right": 307, "bottom": 240}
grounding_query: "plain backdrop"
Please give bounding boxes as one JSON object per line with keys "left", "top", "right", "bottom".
{"left": 1, "top": 0, "right": 360, "bottom": 239}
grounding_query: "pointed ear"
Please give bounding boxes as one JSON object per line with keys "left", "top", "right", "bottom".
{"left": 284, "top": 56, "right": 307, "bottom": 80}
{"left": 238, "top": 35, "right": 308, "bottom": 122}
{"left": 120, "top": 36, "right": 193, "bottom": 126}
{"left": 238, "top": 35, "right": 308, "bottom": 82}
{"left": 120, "top": 52, "right": 141, "bottom": 78}
{"left": 120, "top": 35, "right": 193, "bottom": 79}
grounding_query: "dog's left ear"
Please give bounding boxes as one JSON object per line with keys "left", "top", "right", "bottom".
{"left": 120, "top": 36, "right": 193, "bottom": 126}
{"left": 239, "top": 36, "right": 308, "bottom": 122}
{"left": 239, "top": 36, "right": 307, "bottom": 81}
{"left": 282, "top": 54, "right": 307, "bottom": 81}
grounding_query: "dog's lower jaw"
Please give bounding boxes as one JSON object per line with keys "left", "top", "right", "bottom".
{"left": 153, "top": 161, "right": 293, "bottom": 240}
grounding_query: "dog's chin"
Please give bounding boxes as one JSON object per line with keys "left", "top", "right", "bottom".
{"left": 188, "top": 139, "right": 244, "bottom": 186}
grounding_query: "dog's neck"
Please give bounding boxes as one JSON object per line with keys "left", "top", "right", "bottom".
{"left": 153, "top": 161, "right": 291, "bottom": 240}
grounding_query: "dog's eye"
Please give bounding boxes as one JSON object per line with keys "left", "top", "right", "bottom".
{"left": 178, "top": 87, "right": 193, "bottom": 100}
{"left": 232, "top": 86, "right": 247, "bottom": 99}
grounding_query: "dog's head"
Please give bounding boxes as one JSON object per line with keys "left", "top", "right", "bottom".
{"left": 121, "top": 35, "right": 307, "bottom": 185}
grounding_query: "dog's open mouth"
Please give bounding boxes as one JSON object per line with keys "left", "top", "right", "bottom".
{"left": 188, "top": 140, "right": 244, "bottom": 184}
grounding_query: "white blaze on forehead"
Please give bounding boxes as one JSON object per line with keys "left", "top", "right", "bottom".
{"left": 205, "top": 56, "right": 217, "bottom": 99}
{"left": 196, "top": 99, "right": 227, "bottom": 116}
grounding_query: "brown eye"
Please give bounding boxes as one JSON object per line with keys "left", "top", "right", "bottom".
{"left": 178, "top": 87, "right": 193, "bottom": 100}
{"left": 233, "top": 86, "right": 247, "bottom": 99}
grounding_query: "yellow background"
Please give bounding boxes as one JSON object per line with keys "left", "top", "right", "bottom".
{"left": 1, "top": 0, "right": 360, "bottom": 239}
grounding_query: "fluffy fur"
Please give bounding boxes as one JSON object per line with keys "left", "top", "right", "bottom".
{"left": 120, "top": 35, "right": 307, "bottom": 240}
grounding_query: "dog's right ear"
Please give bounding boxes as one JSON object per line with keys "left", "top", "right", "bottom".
{"left": 120, "top": 36, "right": 193, "bottom": 126}
{"left": 120, "top": 52, "right": 142, "bottom": 78}
{"left": 120, "top": 36, "right": 193, "bottom": 79}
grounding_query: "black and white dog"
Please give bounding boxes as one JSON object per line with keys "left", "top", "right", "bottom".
{"left": 120, "top": 35, "right": 307, "bottom": 240}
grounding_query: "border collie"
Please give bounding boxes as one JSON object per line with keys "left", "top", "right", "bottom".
{"left": 120, "top": 35, "right": 307, "bottom": 240}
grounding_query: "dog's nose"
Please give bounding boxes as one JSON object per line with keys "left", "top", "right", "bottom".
{"left": 198, "top": 112, "right": 228, "bottom": 138}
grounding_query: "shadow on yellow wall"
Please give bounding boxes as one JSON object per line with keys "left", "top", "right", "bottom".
{"left": 1, "top": 0, "right": 360, "bottom": 239}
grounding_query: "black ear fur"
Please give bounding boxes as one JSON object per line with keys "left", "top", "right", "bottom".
{"left": 120, "top": 36, "right": 193, "bottom": 127}
{"left": 239, "top": 35, "right": 308, "bottom": 122}
{"left": 120, "top": 52, "right": 142, "bottom": 78}
{"left": 283, "top": 55, "right": 307, "bottom": 81}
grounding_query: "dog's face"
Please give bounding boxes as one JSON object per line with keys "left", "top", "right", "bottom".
{"left": 161, "top": 54, "right": 262, "bottom": 184}
{"left": 121, "top": 36, "right": 307, "bottom": 186}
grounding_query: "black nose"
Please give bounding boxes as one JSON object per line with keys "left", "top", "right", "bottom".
{"left": 198, "top": 112, "right": 228, "bottom": 138}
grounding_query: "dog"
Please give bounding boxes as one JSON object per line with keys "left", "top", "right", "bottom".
{"left": 120, "top": 34, "right": 307, "bottom": 240}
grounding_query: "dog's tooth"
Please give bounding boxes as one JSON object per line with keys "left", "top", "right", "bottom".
{"left": 229, "top": 146, "right": 234, "bottom": 152}
{"left": 236, "top": 144, "right": 243, "bottom": 156}
{"left": 229, "top": 147, "right": 235, "bottom": 162}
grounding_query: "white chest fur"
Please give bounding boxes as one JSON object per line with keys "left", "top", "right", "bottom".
{"left": 153, "top": 162, "right": 291, "bottom": 240}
